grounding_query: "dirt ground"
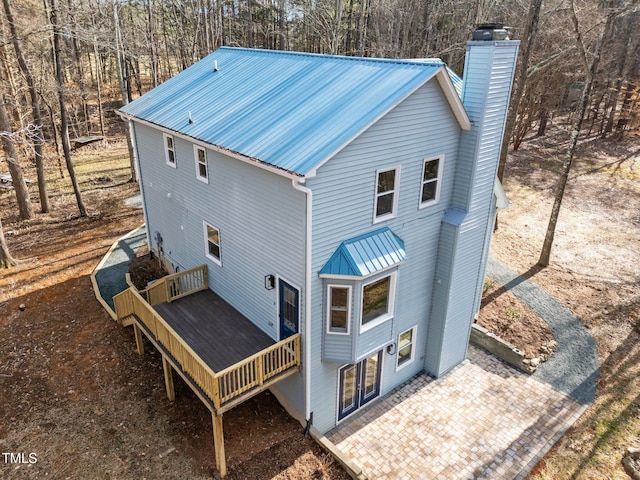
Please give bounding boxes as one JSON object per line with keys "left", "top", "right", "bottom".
{"left": 1, "top": 121, "right": 639, "bottom": 479}
{"left": 0, "top": 141, "right": 349, "bottom": 480}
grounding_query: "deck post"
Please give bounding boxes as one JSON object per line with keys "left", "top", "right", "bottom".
{"left": 133, "top": 323, "right": 144, "bottom": 355}
{"left": 162, "top": 355, "right": 175, "bottom": 401}
{"left": 212, "top": 411, "right": 226, "bottom": 478}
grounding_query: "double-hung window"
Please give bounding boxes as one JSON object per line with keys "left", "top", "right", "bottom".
{"left": 361, "top": 273, "right": 396, "bottom": 331}
{"left": 327, "top": 285, "right": 351, "bottom": 334}
{"left": 164, "top": 133, "right": 176, "bottom": 167}
{"left": 419, "top": 156, "right": 443, "bottom": 207}
{"left": 374, "top": 167, "right": 400, "bottom": 222}
{"left": 194, "top": 145, "right": 208, "bottom": 183}
{"left": 397, "top": 326, "right": 417, "bottom": 369}
{"left": 203, "top": 221, "right": 221, "bottom": 265}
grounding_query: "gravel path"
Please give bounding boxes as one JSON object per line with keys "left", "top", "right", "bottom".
{"left": 93, "top": 225, "right": 147, "bottom": 311}
{"left": 486, "top": 258, "right": 599, "bottom": 405}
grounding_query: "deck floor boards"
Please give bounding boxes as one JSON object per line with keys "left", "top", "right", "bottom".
{"left": 154, "top": 290, "right": 275, "bottom": 372}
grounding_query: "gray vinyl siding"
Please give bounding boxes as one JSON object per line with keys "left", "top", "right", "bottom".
{"left": 307, "top": 79, "right": 462, "bottom": 434}
{"left": 425, "top": 41, "right": 518, "bottom": 377}
{"left": 132, "top": 121, "right": 306, "bottom": 341}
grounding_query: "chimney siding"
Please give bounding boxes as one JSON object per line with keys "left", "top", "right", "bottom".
{"left": 425, "top": 38, "right": 519, "bottom": 377}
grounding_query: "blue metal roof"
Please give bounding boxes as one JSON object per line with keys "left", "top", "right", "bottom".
{"left": 119, "top": 47, "right": 455, "bottom": 176}
{"left": 319, "top": 228, "right": 406, "bottom": 277}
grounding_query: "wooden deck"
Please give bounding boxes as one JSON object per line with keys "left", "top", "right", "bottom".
{"left": 113, "top": 264, "right": 301, "bottom": 478}
{"left": 154, "top": 289, "right": 275, "bottom": 373}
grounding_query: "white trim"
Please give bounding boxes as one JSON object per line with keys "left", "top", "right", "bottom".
{"left": 194, "top": 144, "right": 209, "bottom": 183}
{"left": 163, "top": 133, "right": 177, "bottom": 168}
{"left": 396, "top": 325, "right": 417, "bottom": 371}
{"left": 373, "top": 166, "right": 401, "bottom": 224}
{"left": 435, "top": 68, "right": 472, "bottom": 130}
{"left": 418, "top": 155, "right": 444, "bottom": 209}
{"left": 290, "top": 179, "right": 312, "bottom": 427}
{"left": 326, "top": 284, "right": 352, "bottom": 335}
{"left": 202, "top": 221, "right": 222, "bottom": 266}
{"left": 275, "top": 275, "right": 302, "bottom": 342}
{"left": 359, "top": 272, "right": 397, "bottom": 334}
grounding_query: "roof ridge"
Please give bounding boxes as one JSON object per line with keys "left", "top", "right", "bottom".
{"left": 216, "top": 46, "right": 445, "bottom": 67}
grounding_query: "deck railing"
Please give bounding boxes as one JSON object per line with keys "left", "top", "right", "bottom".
{"left": 113, "top": 281, "right": 301, "bottom": 412}
{"left": 216, "top": 334, "right": 301, "bottom": 405}
{"left": 145, "top": 264, "right": 208, "bottom": 306}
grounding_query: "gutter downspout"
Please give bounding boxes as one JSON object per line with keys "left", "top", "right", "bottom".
{"left": 126, "top": 120, "right": 150, "bottom": 249}
{"left": 292, "top": 178, "right": 312, "bottom": 431}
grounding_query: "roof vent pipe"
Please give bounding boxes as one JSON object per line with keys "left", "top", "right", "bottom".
{"left": 472, "top": 24, "right": 511, "bottom": 41}
{"left": 213, "top": 60, "right": 219, "bottom": 72}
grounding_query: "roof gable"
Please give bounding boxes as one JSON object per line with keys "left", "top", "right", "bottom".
{"left": 319, "top": 227, "right": 406, "bottom": 277}
{"left": 120, "top": 47, "right": 470, "bottom": 177}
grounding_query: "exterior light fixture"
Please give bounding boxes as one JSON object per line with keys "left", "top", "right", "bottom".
{"left": 265, "top": 275, "right": 275, "bottom": 290}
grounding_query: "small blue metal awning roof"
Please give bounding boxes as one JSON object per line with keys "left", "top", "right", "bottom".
{"left": 119, "top": 47, "right": 469, "bottom": 177}
{"left": 319, "top": 228, "right": 406, "bottom": 277}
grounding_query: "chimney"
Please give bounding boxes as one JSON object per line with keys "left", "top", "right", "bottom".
{"left": 424, "top": 26, "right": 519, "bottom": 378}
{"left": 456, "top": 24, "right": 519, "bottom": 212}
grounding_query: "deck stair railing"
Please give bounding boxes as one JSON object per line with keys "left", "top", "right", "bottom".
{"left": 113, "top": 265, "right": 301, "bottom": 412}
{"left": 145, "top": 264, "right": 208, "bottom": 306}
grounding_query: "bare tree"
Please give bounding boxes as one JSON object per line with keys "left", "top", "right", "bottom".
{"left": 113, "top": 3, "right": 137, "bottom": 182}
{"left": 496, "top": 0, "right": 543, "bottom": 182}
{"left": 0, "top": 215, "right": 17, "bottom": 268}
{"left": 538, "top": 1, "right": 622, "bottom": 267}
{"left": 2, "top": 0, "right": 50, "bottom": 213}
{"left": 0, "top": 95, "right": 34, "bottom": 221}
{"left": 49, "top": 0, "right": 87, "bottom": 217}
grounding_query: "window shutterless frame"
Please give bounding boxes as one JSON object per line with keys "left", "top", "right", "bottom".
{"left": 326, "top": 284, "right": 351, "bottom": 335}
{"left": 360, "top": 272, "right": 396, "bottom": 333}
{"left": 373, "top": 166, "right": 400, "bottom": 223}
{"left": 163, "top": 133, "right": 176, "bottom": 167}
{"left": 203, "top": 221, "right": 221, "bottom": 265}
{"left": 396, "top": 325, "right": 417, "bottom": 370}
{"left": 194, "top": 145, "right": 208, "bottom": 183}
{"left": 419, "top": 155, "right": 444, "bottom": 208}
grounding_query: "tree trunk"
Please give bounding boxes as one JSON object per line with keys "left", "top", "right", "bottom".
{"left": 2, "top": 0, "right": 50, "bottom": 213}
{"left": 247, "top": 0, "right": 254, "bottom": 48}
{"left": 0, "top": 216, "right": 17, "bottom": 268}
{"left": 496, "top": 0, "right": 543, "bottom": 183}
{"left": 113, "top": 3, "right": 138, "bottom": 182}
{"left": 93, "top": 38, "right": 106, "bottom": 137}
{"left": 538, "top": 4, "right": 617, "bottom": 267}
{"left": 50, "top": 0, "right": 88, "bottom": 218}
{"left": 0, "top": 96, "right": 34, "bottom": 221}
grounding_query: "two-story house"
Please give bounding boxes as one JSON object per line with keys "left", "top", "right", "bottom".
{"left": 116, "top": 25, "right": 518, "bottom": 476}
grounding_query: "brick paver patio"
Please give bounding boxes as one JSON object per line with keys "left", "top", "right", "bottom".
{"left": 326, "top": 346, "right": 586, "bottom": 480}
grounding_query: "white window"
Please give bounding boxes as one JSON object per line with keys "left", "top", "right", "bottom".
{"left": 194, "top": 145, "right": 208, "bottom": 183}
{"left": 327, "top": 285, "right": 351, "bottom": 335}
{"left": 203, "top": 221, "right": 221, "bottom": 265}
{"left": 419, "top": 156, "right": 443, "bottom": 207}
{"left": 374, "top": 167, "right": 400, "bottom": 223}
{"left": 164, "top": 133, "right": 176, "bottom": 167}
{"left": 361, "top": 273, "right": 396, "bottom": 332}
{"left": 396, "top": 326, "right": 417, "bottom": 369}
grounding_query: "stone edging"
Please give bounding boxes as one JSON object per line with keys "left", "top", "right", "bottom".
{"left": 470, "top": 324, "right": 534, "bottom": 373}
{"left": 308, "top": 426, "right": 368, "bottom": 480}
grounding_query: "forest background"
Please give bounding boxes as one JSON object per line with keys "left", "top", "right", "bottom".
{"left": 0, "top": 0, "right": 639, "bottom": 478}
